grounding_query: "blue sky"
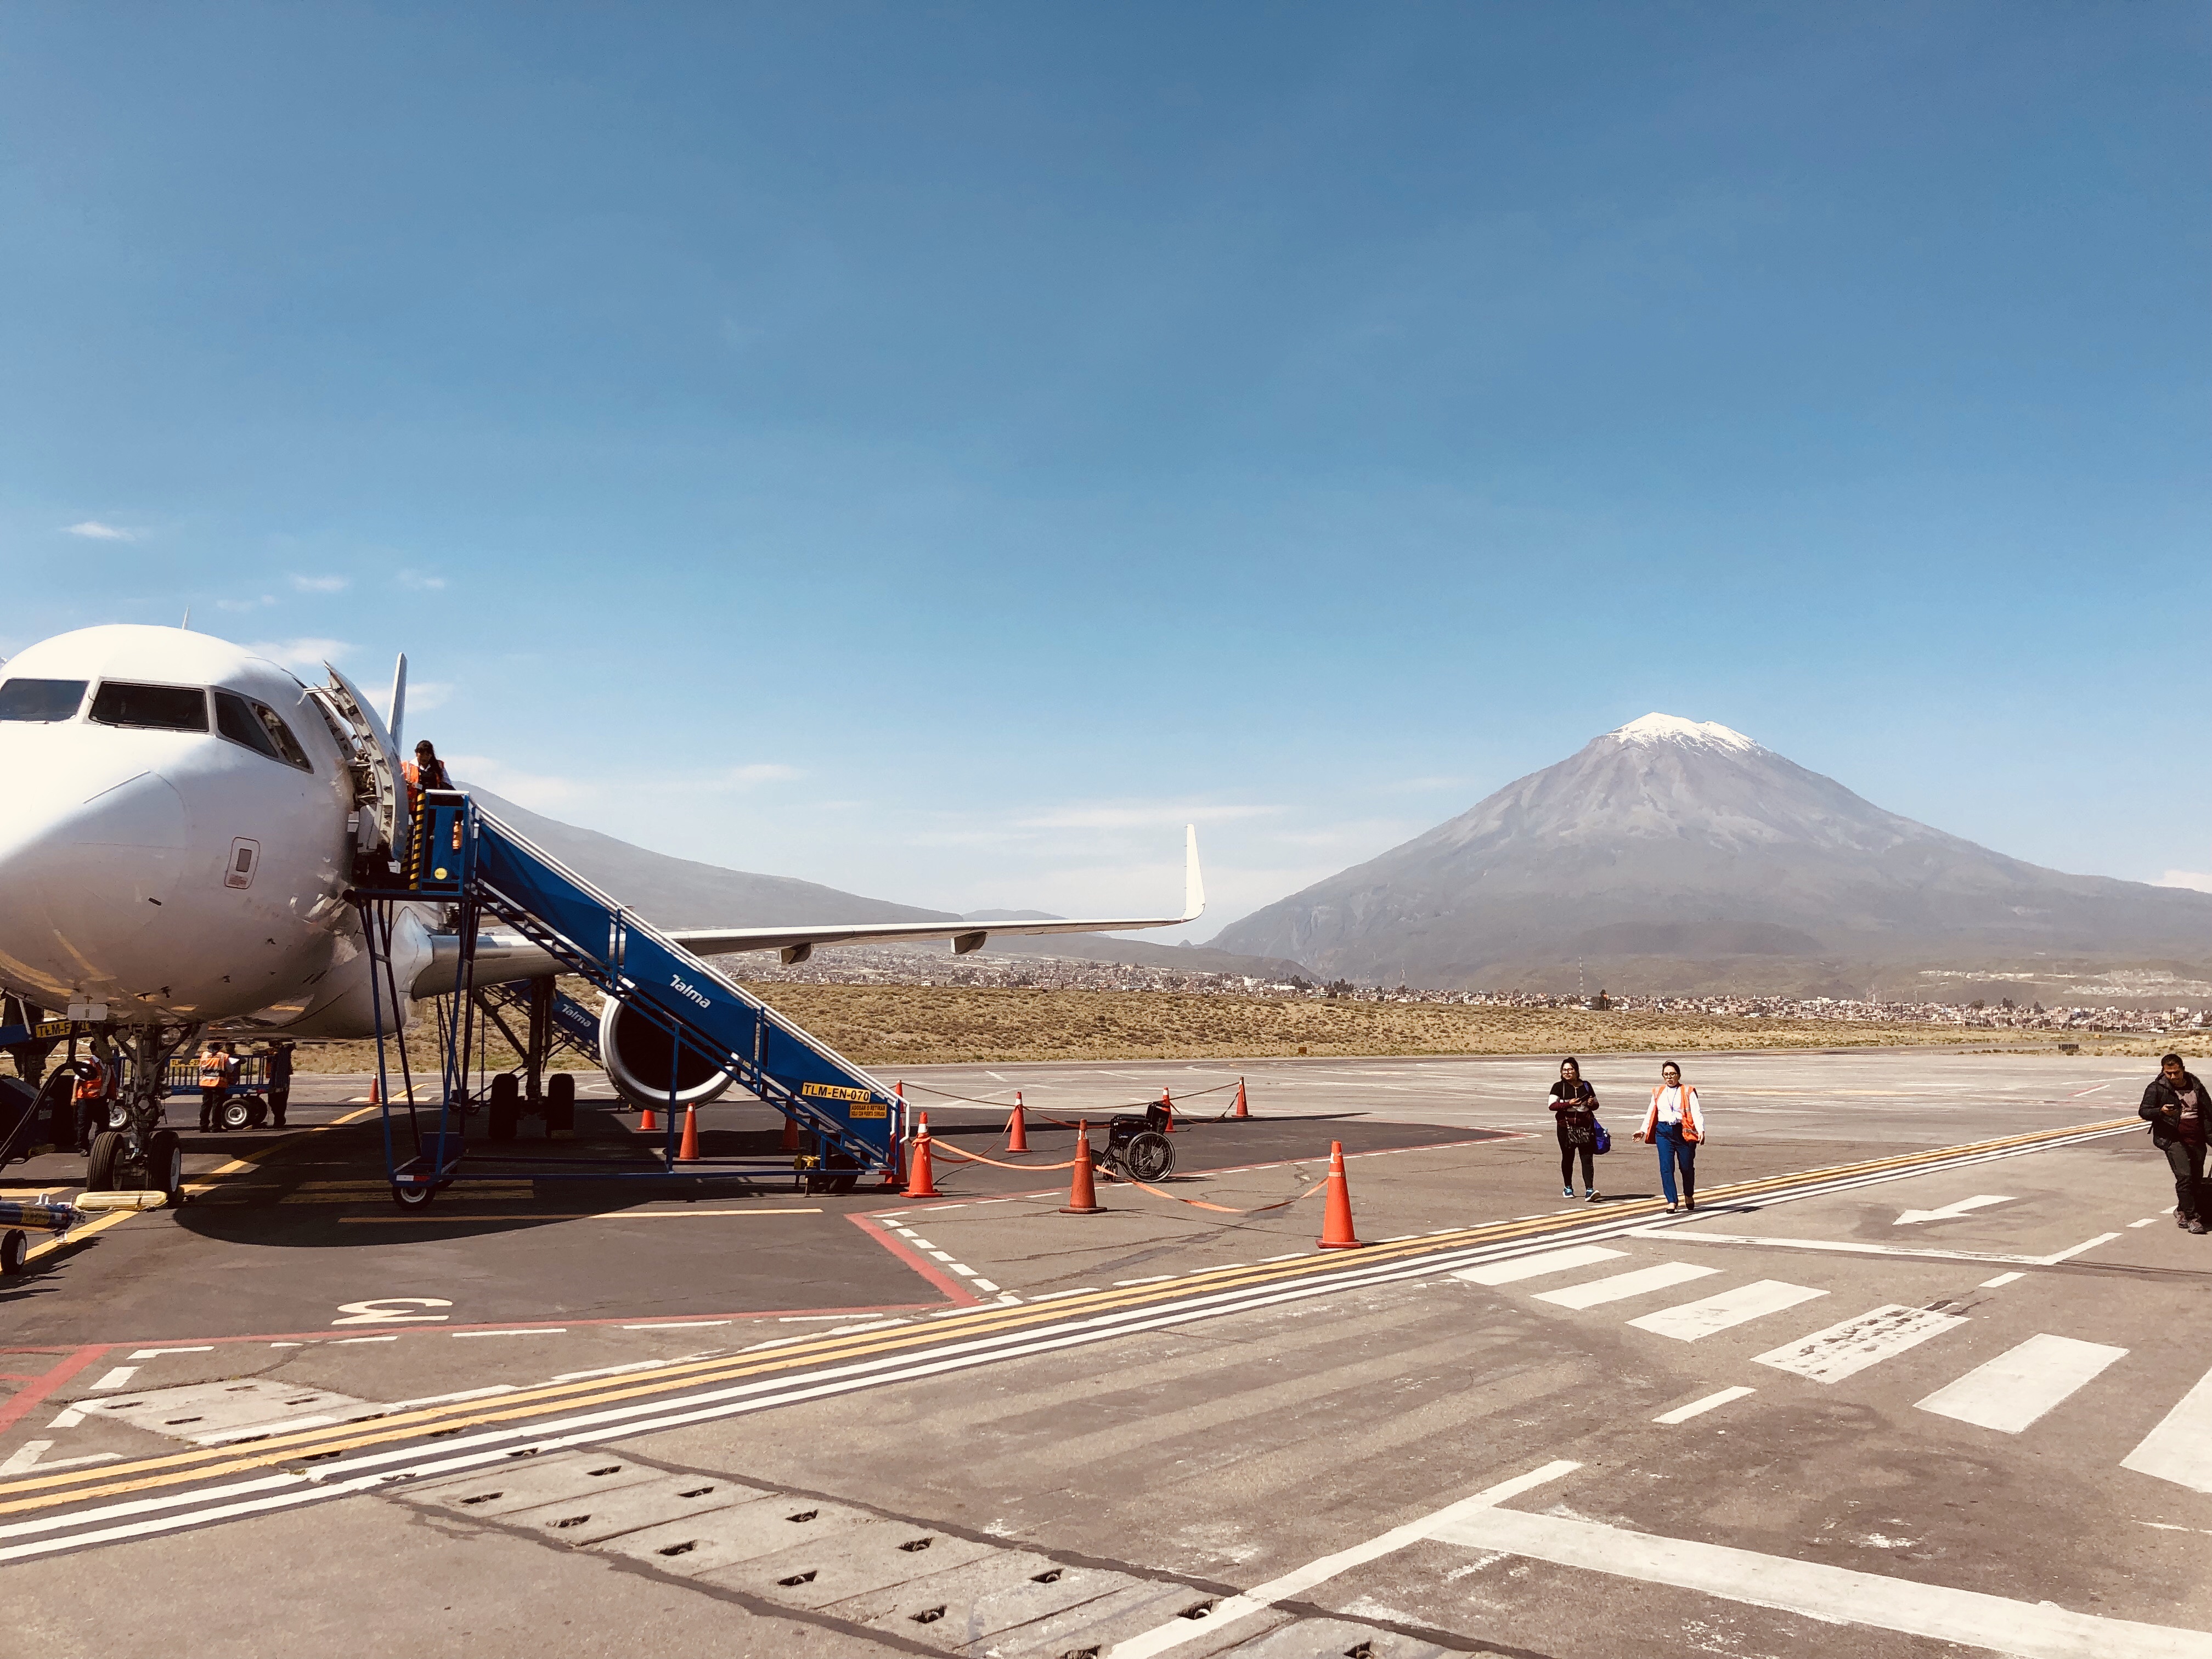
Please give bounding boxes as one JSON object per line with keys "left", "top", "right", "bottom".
{"left": 4, "top": 3, "right": 2207, "bottom": 936}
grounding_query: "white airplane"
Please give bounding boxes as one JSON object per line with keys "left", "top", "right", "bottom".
{"left": 0, "top": 624, "right": 1204, "bottom": 1196}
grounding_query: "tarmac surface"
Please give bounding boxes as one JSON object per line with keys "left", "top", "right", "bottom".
{"left": 4, "top": 1047, "right": 2208, "bottom": 1658}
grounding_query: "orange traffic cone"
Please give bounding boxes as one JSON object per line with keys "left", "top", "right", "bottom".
{"left": 368, "top": 1075, "right": 381, "bottom": 1106}
{"left": 1160, "top": 1087, "right": 1175, "bottom": 1133}
{"left": 1060, "top": 1120, "right": 1102, "bottom": 1215}
{"left": 1006, "top": 1091, "right": 1029, "bottom": 1153}
{"left": 781, "top": 1110, "right": 800, "bottom": 1152}
{"left": 904, "top": 1111, "right": 940, "bottom": 1198}
{"left": 1231, "top": 1077, "right": 1249, "bottom": 1119}
{"left": 640, "top": 1101, "right": 659, "bottom": 1133}
{"left": 677, "top": 1103, "right": 701, "bottom": 1161}
{"left": 1317, "top": 1140, "right": 1363, "bottom": 1249}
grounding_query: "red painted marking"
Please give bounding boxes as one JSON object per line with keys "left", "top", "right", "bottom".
{"left": 0, "top": 1345, "right": 114, "bottom": 1436}
{"left": 846, "top": 1214, "right": 980, "bottom": 1306}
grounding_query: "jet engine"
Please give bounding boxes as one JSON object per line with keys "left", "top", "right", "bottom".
{"left": 597, "top": 995, "right": 733, "bottom": 1109}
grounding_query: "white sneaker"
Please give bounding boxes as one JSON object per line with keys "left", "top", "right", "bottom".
{"left": 1562, "top": 1187, "right": 1574, "bottom": 1198}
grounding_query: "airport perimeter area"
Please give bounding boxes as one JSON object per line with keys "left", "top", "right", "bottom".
{"left": 4, "top": 1046, "right": 2208, "bottom": 1658}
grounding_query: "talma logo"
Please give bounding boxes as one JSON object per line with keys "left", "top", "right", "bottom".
{"left": 669, "top": 974, "right": 712, "bottom": 1009}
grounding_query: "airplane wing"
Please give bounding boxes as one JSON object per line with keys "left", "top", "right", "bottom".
{"left": 667, "top": 825, "right": 1205, "bottom": 963}
{"left": 415, "top": 826, "right": 1203, "bottom": 992}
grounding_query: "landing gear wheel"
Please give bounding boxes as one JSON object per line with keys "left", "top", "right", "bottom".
{"left": 106, "top": 1102, "right": 130, "bottom": 1132}
{"left": 148, "top": 1130, "right": 183, "bottom": 1201}
{"left": 1, "top": 1231, "right": 25, "bottom": 1273}
{"left": 221, "top": 1097, "right": 256, "bottom": 1132}
{"left": 1123, "top": 1130, "right": 1175, "bottom": 1182}
{"left": 391, "top": 1181, "right": 436, "bottom": 1208}
{"left": 488, "top": 1074, "right": 519, "bottom": 1142}
{"left": 86, "top": 1130, "right": 122, "bottom": 1192}
{"left": 545, "top": 1073, "right": 575, "bottom": 1135}
{"left": 246, "top": 1097, "right": 268, "bottom": 1128}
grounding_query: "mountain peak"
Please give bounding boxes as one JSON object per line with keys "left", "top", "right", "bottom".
{"left": 1608, "top": 713, "right": 1759, "bottom": 753}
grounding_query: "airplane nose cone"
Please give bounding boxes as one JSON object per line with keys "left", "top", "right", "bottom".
{"left": 0, "top": 768, "right": 190, "bottom": 1005}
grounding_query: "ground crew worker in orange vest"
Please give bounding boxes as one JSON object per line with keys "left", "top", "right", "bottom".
{"left": 71, "top": 1056, "right": 110, "bottom": 1155}
{"left": 199, "top": 1041, "right": 236, "bottom": 1133}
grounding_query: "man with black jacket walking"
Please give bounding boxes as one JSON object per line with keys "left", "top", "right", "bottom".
{"left": 2141, "top": 1053, "right": 2209, "bottom": 1234}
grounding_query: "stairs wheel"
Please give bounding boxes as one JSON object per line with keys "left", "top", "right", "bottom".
{"left": 391, "top": 1181, "right": 436, "bottom": 1208}
{"left": 545, "top": 1073, "right": 575, "bottom": 1133}
{"left": 1, "top": 1230, "right": 25, "bottom": 1274}
{"left": 221, "top": 1097, "right": 255, "bottom": 1132}
{"left": 86, "top": 1131, "right": 122, "bottom": 1192}
{"left": 488, "top": 1074, "right": 519, "bottom": 1142}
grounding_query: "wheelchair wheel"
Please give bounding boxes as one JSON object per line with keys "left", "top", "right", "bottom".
{"left": 1124, "top": 1130, "right": 1174, "bottom": 1182}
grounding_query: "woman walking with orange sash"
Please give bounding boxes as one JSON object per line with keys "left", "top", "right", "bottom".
{"left": 1635, "top": 1060, "right": 1705, "bottom": 1214}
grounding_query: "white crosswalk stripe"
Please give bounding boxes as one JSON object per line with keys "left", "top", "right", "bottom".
{"left": 1451, "top": 1244, "right": 1626, "bottom": 1285}
{"left": 1915, "top": 1334, "right": 2129, "bottom": 1434}
{"left": 1627, "top": 1280, "right": 1829, "bottom": 1341}
{"left": 2121, "top": 1363, "right": 2212, "bottom": 1495}
{"left": 1533, "top": 1261, "right": 1718, "bottom": 1310}
{"left": 1752, "top": 1305, "right": 1967, "bottom": 1384}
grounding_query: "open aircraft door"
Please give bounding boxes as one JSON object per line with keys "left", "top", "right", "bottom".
{"left": 312, "top": 661, "right": 407, "bottom": 879}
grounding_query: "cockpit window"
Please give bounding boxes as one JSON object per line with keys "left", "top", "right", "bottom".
{"left": 215, "top": 690, "right": 283, "bottom": 760}
{"left": 0, "top": 678, "right": 89, "bottom": 721}
{"left": 89, "top": 681, "right": 208, "bottom": 732}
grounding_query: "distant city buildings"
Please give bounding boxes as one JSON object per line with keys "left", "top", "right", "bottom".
{"left": 718, "top": 945, "right": 2211, "bottom": 1036}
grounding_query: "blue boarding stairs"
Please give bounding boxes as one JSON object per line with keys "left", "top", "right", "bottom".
{"left": 353, "top": 789, "right": 905, "bottom": 1207}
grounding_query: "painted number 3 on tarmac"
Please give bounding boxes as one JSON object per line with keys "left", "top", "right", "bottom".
{"left": 331, "top": 1297, "right": 454, "bottom": 1325}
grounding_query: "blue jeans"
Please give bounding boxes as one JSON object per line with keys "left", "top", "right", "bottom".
{"left": 1655, "top": 1124, "right": 1697, "bottom": 1205}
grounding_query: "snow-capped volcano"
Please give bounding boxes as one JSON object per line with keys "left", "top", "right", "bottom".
{"left": 1213, "top": 718, "right": 2212, "bottom": 996}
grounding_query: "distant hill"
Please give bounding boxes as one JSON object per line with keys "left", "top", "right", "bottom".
{"left": 1211, "top": 714, "right": 2212, "bottom": 1001}
{"left": 466, "top": 788, "right": 1309, "bottom": 981}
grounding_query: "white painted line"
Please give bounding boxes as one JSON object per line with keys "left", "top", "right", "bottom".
{"left": 1113, "top": 1276, "right": 1176, "bottom": 1286}
{"left": 1429, "top": 1504, "right": 2212, "bottom": 1659}
{"left": 1106, "top": 1459, "right": 1582, "bottom": 1658}
{"left": 450, "top": 1329, "right": 568, "bottom": 1339}
{"left": 1654, "top": 1386, "right": 1756, "bottom": 1424}
{"left": 45, "top": 1410, "right": 84, "bottom": 1429}
{"left": 972, "top": 1279, "right": 1001, "bottom": 1293}
{"left": 2129, "top": 1217, "right": 2159, "bottom": 1229}
{"left": 1452, "top": 1244, "right": 1626, "bottom": 1286}
{"left": 1641, "top": 1227, "right": 2121, "bottom": 1268}
{"left": 334, "top": 1335, "right": 399, "bottom": 1345}
{"left": 0, "top": 1442, "right": 122, "bottom": 1476}
{"left": 128, "top": 1347, "right": 215, "bottom": 1358}
{"left": 1629, "top": 1282, "right": 1828, "bottom": 1342}
{"left": 89, "top": 1368, "right": 138, "bottom": 1391}
{"left": 1753, "top": 1305, "right": 1967, "bottom": 1384}
{"left": 1916, "top": 1334, "right": 2128, "bottom": 1434}
{"left": 620, "top": 1321, "right": 731, "bottom": 1330}
{"left": 1979, "top": 1272, "right": 2024, "bottom": 1288}
{"left": 2121, "top": 1363, "right": 2212, "bottom": 1494}
{"left": 1534, "top": 1262, "right": 1718, "bottom": 1310}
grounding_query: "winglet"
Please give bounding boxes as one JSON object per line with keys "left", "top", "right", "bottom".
{"left": 1183, "top": 824, "right": 1204, "bottom": 922}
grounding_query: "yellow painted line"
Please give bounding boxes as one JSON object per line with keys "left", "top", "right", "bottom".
{"left": 25, "top": 1105, "right": 385, "bottom": 1261}
{"left": 0, "top": 1117, "right": 2132, "bottom": 1515}
{"left": 336, "top": 1208, "right": 823, "bottom": 1223}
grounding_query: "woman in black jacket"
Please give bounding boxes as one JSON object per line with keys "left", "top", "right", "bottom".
{"left": 1549, "top": 1057, "right": 1601, "bottom": 1203}
{"left": 2141, "top": 1052, "right": 2209, "bottom": 1234}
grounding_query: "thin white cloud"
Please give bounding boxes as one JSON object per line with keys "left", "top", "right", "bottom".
{"left": 246, "top": 636, "right": 351, "bottom": 670}
{"left": 1016, "top": 802, "right": 1284, "bottom": 830}
{"left": 290, "top": 573, "right": 350, "bottom": 594}
{"left": 448, "top": 754, "right": 592, "bottom": 809}
{"left": 398, "top": 569, "right": 448, "bottom": 591}
{"left": 216, "top": 595, "right": 279, "bottom": 612}
{"left": 64, "top": 521, "right": 134, "bottom": 541}
{"left": 406, "top": 680, "right": 456, "bottom": 713}
{"left": 2158, "top": 870, "right": 2212, "bottom": 894}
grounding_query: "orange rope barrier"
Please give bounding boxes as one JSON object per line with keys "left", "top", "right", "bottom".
{"left": 929, "top": 1143, "right": 1081, "bottom": 1172}
{"left": 1105, "top": 1172, "right": 1331, "bottom": 1216}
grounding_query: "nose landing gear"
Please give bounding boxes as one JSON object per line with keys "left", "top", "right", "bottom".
{"left": 80, "top": 1023, "right": 193, "bottom": 1205}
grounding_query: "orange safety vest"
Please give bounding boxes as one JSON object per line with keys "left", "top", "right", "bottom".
{"left": 1641, "top": 1084, "right": 1702, "bottom": 1143}
{"left": 199, "top": 1051, "right": 228, "bottom": 1090}
{"left": 74, "top": 1060, "right": 108, "bottom": 1102}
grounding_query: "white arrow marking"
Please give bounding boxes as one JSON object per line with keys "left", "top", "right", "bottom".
{"left": 1894, "top": 1195, "right": 2015, "bottom": 1226}
{"left": 0, "top": 1440, "right": 122, "bottom": 1476}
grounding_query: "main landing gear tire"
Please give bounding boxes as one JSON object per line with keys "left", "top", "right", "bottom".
{"left": 1122, "top": 1130, "right": 1175, "bottom": 1183}
{"left": 390, "top": 1181, "right": 436, "bottom": 1209}
{"left": 545, "top": 1073, "right": 575, "bottom": 1136}
{"left": 148, "top": 1130, "right": 183, "bottom": 1203}
{"left": 86, "top": 1130, "right": 123, "bottom": 1193}
{"left": 487, "top": 1074, "right": 520, "bottom": 1142}
{"left": 2, "top": 1231, "right": 27, "bottom": 1274}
